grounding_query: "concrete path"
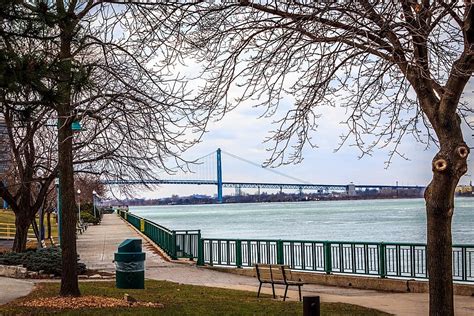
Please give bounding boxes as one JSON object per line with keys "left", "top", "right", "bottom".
{"left": 0, "top": 277, "right": 34, "bottom": 305}
{"left": 0, "top": 239, "right": 12, "bottom": 251}
{"left": 77, "top": 214, "right": 474, "bottom": 315}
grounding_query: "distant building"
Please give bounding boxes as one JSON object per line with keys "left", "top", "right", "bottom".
{"left": 346, "top": 183, "right": 356, "bottom": 196}
{"left": 455, "top": 183, "right": 473, "bottom": 196}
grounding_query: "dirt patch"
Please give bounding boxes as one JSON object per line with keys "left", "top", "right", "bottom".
{"left": 15, "top": 296, "right": 164, "bottom": 309}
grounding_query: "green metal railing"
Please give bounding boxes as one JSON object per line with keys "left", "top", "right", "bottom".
{"left": 119, "top": 210, "right": 474, "bottom": 283}
{"left": 201, "top": 238, "right": 474, "bottom": 282}
{"left": 118, "top": 210, "right": 200, "bottom": 260}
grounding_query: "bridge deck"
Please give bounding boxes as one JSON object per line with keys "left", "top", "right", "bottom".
{"left": 103, "top": 179, "right": 424, "bottom": 190}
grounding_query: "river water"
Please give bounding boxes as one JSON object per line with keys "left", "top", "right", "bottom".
{"left": 130, "top": 197, "right": 473, "bottom": 244}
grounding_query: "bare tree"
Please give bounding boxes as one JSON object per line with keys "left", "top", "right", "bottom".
{"left": 0, "top": 108, "right": 58, "bottom": 252}
{"left": 75, "top": 175, "right": 105, "bottom": 205}
{"left": 158, "top": 1, "right": 473, "bottom": 314}
{"left": 1, "top": 0, "right": 219, "bottom": 296}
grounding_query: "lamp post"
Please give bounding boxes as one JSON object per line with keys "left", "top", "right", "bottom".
{"left": 77, "top": 189, "right": 81, "bottom": 222}
{"left": 92, "top": 190, "right": 97, "bottom": 218}
{"left": 2, "top": 180, "right": 8, "bottom": 209}
{"left": 55, "top": 178, "right": 61, "bottom": 245}
{"left": 36, "top": 170, "right": 44, "bottom": 247}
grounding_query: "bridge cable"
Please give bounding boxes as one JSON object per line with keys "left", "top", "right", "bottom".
{"left": 221, "top": 150, "right": 311, "bottom": 184}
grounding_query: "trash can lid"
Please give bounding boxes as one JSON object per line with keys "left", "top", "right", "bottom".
{"left": 118, "top": 238, "right": 142, "bottom": 253}
{"left": 114, "top": 252, "right": 146, "bottom": 262}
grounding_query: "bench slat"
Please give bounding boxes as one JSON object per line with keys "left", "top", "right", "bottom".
{"left": 271, "top": 265, "right": 285, "bottom": 281}
{"left": 257, "top": 268, "right": 272, "bottom": 282}
{"left": 255, "top": 263, "right": 304, "bottom": 302}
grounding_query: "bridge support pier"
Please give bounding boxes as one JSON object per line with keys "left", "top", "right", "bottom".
{"left": 217, "top": 148, "right": 223, "bottom": 203}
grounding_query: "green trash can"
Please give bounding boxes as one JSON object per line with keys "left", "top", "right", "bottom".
{"left": 114, "top": 238, "right": 146, "bottom": 289}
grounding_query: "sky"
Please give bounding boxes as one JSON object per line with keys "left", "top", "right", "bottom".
{"left": 125, "top": 84, "right": 474, "bottom": 200}
{"left": 99, "top": 4, "right": 474, "bottom": 200}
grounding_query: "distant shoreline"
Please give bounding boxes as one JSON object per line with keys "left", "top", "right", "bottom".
{"left": 107, "top": 193, "right": 473, "bottom": 208}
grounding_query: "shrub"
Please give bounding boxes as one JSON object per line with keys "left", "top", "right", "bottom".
{"left": 80, "top": 203, "right": 94, "bottom": 215}
{"left": 80, "top": 212, "right": 100, "bottom": 225}
{"left": 0, "top": 247, "right": 86, "bottom": 276}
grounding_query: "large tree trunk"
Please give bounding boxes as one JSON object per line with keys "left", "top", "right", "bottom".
{"left": 58, "top": 116, "right": 80, "bottom": 296}
{"left": 425, "top": 187, "right": 455, "bottom": 315}
{"left": 58, "top": 23, "right": 80, "bottom": 297}
{"left": 424, "top": 125, "right": 469, "bottom": 315}
{"left": 12, "top": 214, "right": 30, "bottom": 252}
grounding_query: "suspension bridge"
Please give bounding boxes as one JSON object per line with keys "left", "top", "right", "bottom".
{"left": 103, "top": 149, "right": 424, "bottom": 203}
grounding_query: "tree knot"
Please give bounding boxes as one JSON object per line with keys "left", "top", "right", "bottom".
{"left": 456, "top": 145, "right": 469, "bottom": 159}
{"left": 433, "top": 158, "right": 448, "bottom": 172}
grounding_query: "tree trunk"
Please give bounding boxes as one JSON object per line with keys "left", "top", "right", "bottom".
{"left": 58, "top": 110, "right": 80, "bottom": 297}
{"left": 57, "top": 23, "right": 80, "bottom": 297}
{"left": 426, "top": 202, "right": 454, "bottom": 315}
{"left": 424, "top": 133, "right": 469, "bottom": 315}
{"left": 12, "top": 214, "right": 30, "bottom": 252}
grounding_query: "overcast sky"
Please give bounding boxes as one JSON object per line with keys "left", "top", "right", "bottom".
{"left": 125, "top": 84, "right": 474, "bottom": 200}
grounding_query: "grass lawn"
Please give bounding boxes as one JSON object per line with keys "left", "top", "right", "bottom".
{"left": 0, "top": 209, "right": 16, "bottom": 224}
{"left": 0, "top": 209, "right": 58, "bottom": 236}
{"left": 0, "top": 280, "right": 390, "bottom": 315}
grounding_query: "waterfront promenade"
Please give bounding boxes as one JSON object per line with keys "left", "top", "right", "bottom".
{"left": 77, "top": 214, "right": 474, "bottom": 315}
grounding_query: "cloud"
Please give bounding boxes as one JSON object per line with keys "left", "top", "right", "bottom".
{"left": 130, "top": 59, "right": 474, "bottom": 199}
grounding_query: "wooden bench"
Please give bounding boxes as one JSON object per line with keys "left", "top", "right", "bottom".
{"left": 255, "top": 264, "right": 304, "bottom": 301}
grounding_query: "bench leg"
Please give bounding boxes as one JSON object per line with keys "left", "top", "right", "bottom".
{"left": 271, "top": 283, "right": 276, "bottom": 299}
{"left": 257, "top": 282, "right": 262, "bottom": 298}
{"left": 283, "top": 285, "right": 289, "bottom": 301}
{"left": 298, "top": 285, "right": 302, "bottom": 302}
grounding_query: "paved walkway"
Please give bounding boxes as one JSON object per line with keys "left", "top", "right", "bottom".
{"left": 0, "top": 277, "right": 34, "bottom": 305}
{"left": 77, "top": 214, "right": 474, "bottom": 315}
{"left": 0, "top": 239, "right": 12, "bottom": 251}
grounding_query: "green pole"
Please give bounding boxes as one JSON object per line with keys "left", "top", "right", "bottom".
{"left": 324, "top": 242, "right": 332, "bottom": 274}
{"left": 55, "top": 178, "right": 61, "bottom": 245}
{"left": 379, "top": 243, "right": 386, "bottom": 278}
{"left": 209, "top": 240, "right": 214, "bottom": 266}
{"left": 197, "top": 231, "right": 204, "bottom": 266}
{"left": 236, "top": 240, "right": 242, "bottom": 268}
{"left": 171, "top": 231, "right": 177, "bottom": 260}
{"left": 2, "top": 180, "right": 8, "bottom": 209}
{"left": 277, "top": 240, "right": 284, "bottom": 265}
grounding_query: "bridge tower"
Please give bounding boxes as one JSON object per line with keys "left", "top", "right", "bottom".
{"left": 346, "top": 182, "right": 356, "bottom": 196}
{"left": 217, "top": 148, "right": 223, "bottom": 203}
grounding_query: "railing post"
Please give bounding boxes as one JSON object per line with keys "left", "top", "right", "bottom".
{"left": 209, "top": 240, "right": 214, "bottom": 266}
{"left": 324, "top": 242, "right": 332, "bottom": 274}
{"left": 140, "top": 218, "right": 145, "bottom": 232}
{"left": 197, "top": 232, "right": 204, "bottom": 266}
{"left": 236, "top": 240, "right": 242, "bottom": 268}
{"left": 379, "top": 242, "right": 386, "bottom": 278}
{"left": 277, "top": 240, "right": 284, "bottom": 265}
{"left": 461, "top": 246, "right": 467, "bottom": 281}
{"left": 171, "top": 231, "right": 177, "bottom": 260}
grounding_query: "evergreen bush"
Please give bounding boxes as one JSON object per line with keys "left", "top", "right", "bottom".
{"left": 0, "top": 247, "right": 86, "bottom": 276}
{"left": 80, "top": 212, "right": 100, "bottom": 225}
